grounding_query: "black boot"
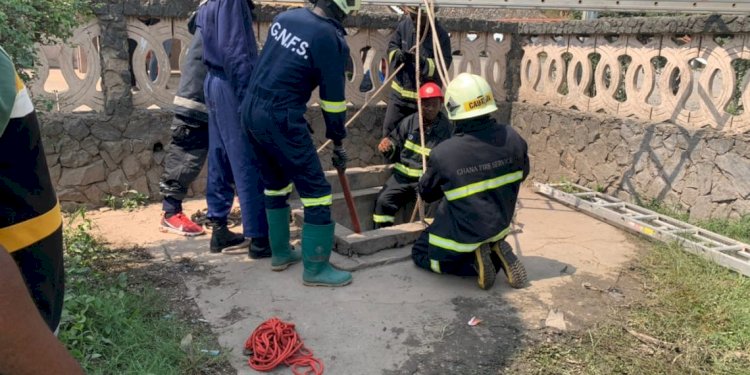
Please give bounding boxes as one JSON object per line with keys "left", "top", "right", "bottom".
{"left": 248, "top": 236, "right": 272, "bottom": 259}
{"left": 474, "top": 244, "right": 497, "bottom": 290}
{"left": 210, "top": 223, "right": 249, "bottom": 253}
{"left": 489, "top": 240, "right": 528, "bottom": 289}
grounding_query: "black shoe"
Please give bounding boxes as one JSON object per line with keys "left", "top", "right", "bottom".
{"left": 210, "top": 224, "right": 249, "bottom": 253}
{"left": 248, "top": 237, "right": 272, "bottom": 259}
{"left": 474, "top": 244, "right": 497, "bottom": 290}
{"left": 490, "top": 240, "right": 528, "bottom": 289}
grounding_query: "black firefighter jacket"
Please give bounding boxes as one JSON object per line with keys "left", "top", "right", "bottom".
{"left": 419, "top": 117, "right": 530, "bottom": 260}
{"left": 387, "top": 17, "right": 452, "bottom": 106}
{"left": 384, "top": 111, "right": 453, "bottom": 179}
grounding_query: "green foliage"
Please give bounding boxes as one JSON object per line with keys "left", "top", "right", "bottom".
{"left": 59, "top": 211, "right": 224, "bottom": 374}
{"left": 512, "top": 198, "right": 750, "bottom": 374}
{"left": 0, "top": 0, "right": 90, "bottom": 80}
{"left": 515, "top": 241, "right": 750, "bottom": 374}
{"left": 102, "top": 190, "right": 149, "bottom": 211}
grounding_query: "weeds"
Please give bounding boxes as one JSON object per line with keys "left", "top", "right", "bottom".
{"left": 102, "top": 190, "right": 149, "bottom": 211}
{"left": 59, "top": 211, "right": 226, "bottom": 374}
{"left": 513, "top": 241, "right": 750, "bottom": 374}
{"left": 510, "top": 199, "right": 750, "bottom": 374}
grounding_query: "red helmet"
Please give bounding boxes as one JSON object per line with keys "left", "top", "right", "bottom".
{"left": 419, "top": 82, "right": 443, "bottom": 101}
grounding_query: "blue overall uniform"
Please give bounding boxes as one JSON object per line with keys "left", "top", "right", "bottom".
{"left": 241, "top": 8, "right": 349, "bottom": 225}
{"left": 196, "top": 0, "right": 267, "bottom": 238}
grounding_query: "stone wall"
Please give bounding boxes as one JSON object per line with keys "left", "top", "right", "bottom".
{"left": 40, "top": 106, "right": 389, "bottom": 208}
{"left": 511, "top": 102, "right": 750, "bottom": 220}
{"left": 40, "top": 110, "right": 175, "bottom": 210}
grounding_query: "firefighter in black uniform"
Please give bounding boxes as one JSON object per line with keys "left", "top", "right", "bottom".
{"left": 412, "top": 73, "right": 530, "bottom": 290}
{"left": 381, "top": 5, "right": 452, "bottom": 140}
{"left": 374, "top": 82, "right": 452, "bottom": 228}
{"left": 0, "top": 46, "right": 65, "bottom": 331}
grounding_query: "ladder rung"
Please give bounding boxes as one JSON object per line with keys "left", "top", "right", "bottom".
{"left": 598, "top": 202, "right": 625, "bottom": 208}
{"left": 631, "top": 215, "right": 657, "bottom": 220}
{"left": 667, "top": 228, "right": 697, "bottom": 234}
{"left": 736, "top": 251, "right": 750, "bottom": 259}
{"left": 572, "top": 192, "right": 597, "bottom": 197}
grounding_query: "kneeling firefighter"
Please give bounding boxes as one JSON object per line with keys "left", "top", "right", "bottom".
{"left": 412, "top": 73, "right": 530, "bottom": 290}
{"left": 373, "top": 82, "right": 452, "bottom": 228}
{"left": 240, "top": 0, "right": 360, "bottom": 287}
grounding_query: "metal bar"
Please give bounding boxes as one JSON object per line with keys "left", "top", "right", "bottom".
{"left": 573, "top": 192, "right": 597, "bottom": 197}
{"left": 533, "top": 182, "right": 750, "bottom": 277}
{"left": 713, "top": 245, "right": 744, "bottom": 252}
{"left": 599, "top": 202, "right": 626, "bottom": 208}
{"left": 631, "top": 215, "right": 658, "bottom": 220}
{"left": 667, "top": 228, "right": 698, "bottom": 235}
{"left": 265, "top": 0, "right": 750, "bottom": 14}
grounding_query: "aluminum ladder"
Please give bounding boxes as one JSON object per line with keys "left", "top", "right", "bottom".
{"left": 533, "top": 182, "right": 750, "bottom": 277}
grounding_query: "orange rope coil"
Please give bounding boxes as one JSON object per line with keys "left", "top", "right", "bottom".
{"left": 245, "top": 317, "right": 324, "bottom": 375}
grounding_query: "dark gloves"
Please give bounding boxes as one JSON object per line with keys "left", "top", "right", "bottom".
{"left": 332, "top": 144, "right": 348, "bottom": 170}
{"left": 391, "top": 49, "right": 405, "bottom": 64}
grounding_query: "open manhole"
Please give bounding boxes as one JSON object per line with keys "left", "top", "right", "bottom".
{"left": 292, "top": 165, "right": 427, "bottom": 256}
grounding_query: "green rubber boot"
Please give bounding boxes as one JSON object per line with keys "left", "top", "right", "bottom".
{"left": 301, "top": 223, "right": 352, "bottom": 287}
{"left": 266, "top": 207, "right": 300, "bottom": 271}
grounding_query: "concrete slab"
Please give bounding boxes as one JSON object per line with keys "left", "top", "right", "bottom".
{"left": 330, "top": 246, "right": 412, "bottom": 272}
{"left": 86, "top": 188, "right": 642, "bottom": 374}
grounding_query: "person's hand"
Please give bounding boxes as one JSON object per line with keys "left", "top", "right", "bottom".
{"left": 332, "top": 144, "right": 348, "bottom": 170}
{"left": 391, "top": 49, "right": 404, "bottom": 64}
{"left": 402, "top": 51, "right": 415, "bottom": 63}
{"left": 378, "top": 137, "right": 393, "bottom": 153}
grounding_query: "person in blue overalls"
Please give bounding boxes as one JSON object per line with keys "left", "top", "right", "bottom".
{"left": 240, "top": 0, "right": 361, "bottom": 287}
{"left": 196, "top": 0, "right": 271, "bottom": 257}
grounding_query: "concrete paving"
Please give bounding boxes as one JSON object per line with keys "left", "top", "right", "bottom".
{"left": 87, "top": 188, "right": 640, "bottom": 374}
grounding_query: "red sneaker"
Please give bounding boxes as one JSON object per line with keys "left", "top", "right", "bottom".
{"left": 160, "top": 212, "right": 206, "bottom": 236}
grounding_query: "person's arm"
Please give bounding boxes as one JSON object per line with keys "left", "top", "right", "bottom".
{"left": 0, "top": 248, "right": 84, "bottom": 375}
{"left": 438, "top": 25, "right": 453, "bottom": 70}
{"left": 217, "top": 0, "right": 258, "bottom": 100}
{"left": 387, "top": 20, "right": 405, "bottom": 68}
{"left": 313, "top": 31, "right": 348, "bottom": 144}
{"left": 382, "top": 116, "right": 409, "bottom": 163}
{"left": 418, "top": 155, "right": 445, "bottom": 203}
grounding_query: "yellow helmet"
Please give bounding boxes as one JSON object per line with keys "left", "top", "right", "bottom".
{"left": 332, "top": 0, "right": 362, "bottom": 15}
{"left": 443, "top": 73, "right": 497, "bottom": 121}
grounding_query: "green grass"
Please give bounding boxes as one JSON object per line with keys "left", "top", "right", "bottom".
{"left": 512, "top": 200, "right": 750, "bottom": 374}
{"left": 59, "top": 211, "right": 225, "bottom": 374}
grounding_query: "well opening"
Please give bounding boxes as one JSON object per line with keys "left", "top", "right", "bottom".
{"left": 292, "top": 165, "right": 427, "bottom": 256}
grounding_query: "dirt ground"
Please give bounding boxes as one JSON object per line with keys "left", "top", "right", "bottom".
{"left": 84, "top": 188, "right": 644, "bottom": 374}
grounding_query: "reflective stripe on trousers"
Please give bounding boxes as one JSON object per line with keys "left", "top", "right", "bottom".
{"left": 428, "top": 226, "right": 511, "bottom": 253}
{"left": 300, "top": 195, "right": 333, "bottom": 207}
{"left": 373, "top": 214, "right": 395, "bottom": 223}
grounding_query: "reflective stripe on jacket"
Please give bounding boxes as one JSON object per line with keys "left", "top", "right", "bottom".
{"left": 418, "top": 117, "right": 529, "bottom": 258}
{"left": 387, "top": 17, "right": 452, "bottom": 105}
{"left": 385, "top": 111, "right": 452, "bottom": 180}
